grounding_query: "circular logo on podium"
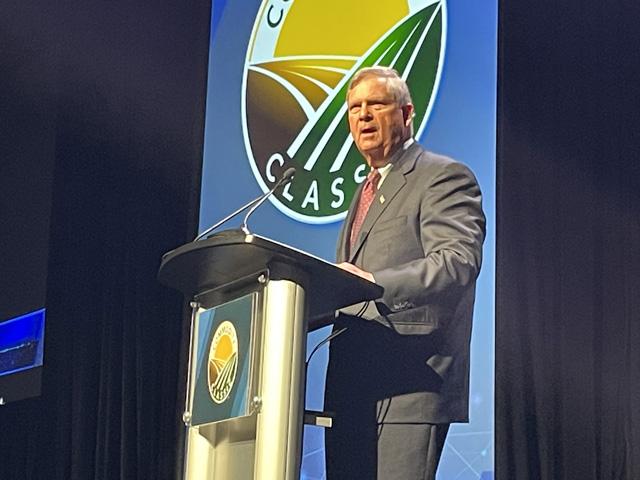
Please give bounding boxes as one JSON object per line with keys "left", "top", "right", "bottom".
{"left": 207, "top": 321, "right": 239, "bottom": 404}
{"left": 242, "top": 0, "right": 446, "bottom": 223}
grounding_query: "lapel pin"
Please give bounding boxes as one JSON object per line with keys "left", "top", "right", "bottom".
{"left": 379, "top": 194, "right": 385, "bottom": 204}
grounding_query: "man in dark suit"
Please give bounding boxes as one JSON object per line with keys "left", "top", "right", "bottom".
{"left": 325, "top": 67, "right": 486, "bottom": 479}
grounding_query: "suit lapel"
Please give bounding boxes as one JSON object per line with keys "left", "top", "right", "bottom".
{"left": 348, "top": 143, "right": 421, "bottom": 262}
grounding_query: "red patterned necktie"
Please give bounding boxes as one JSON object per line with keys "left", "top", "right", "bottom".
{"left": 350, "top": 169, "right": 381, "bottom": 249}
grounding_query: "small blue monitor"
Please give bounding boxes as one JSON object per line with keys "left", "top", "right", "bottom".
{"left": 0, "top": 308, "right": 45, "bottom": 404}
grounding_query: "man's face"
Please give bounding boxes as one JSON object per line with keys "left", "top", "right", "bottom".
{"left": 347, "top": 77, "right": 413, "bottom": 167}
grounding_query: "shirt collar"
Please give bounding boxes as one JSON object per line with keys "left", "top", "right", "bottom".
{"left": 372, "top": 138, "right": 414, "bottom": 187}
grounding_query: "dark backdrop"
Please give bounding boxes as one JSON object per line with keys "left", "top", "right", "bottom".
{"left": 1, "top": 0, "right": 640, "bottom": 479}
{"left": 496, "top": 1, "right": 640, "bottom": 479}
{"left": 0, "top": 0, "right": 210, "bottom": 478}
{"left": 0, "top": 1, "right": 56, "bottom": 321}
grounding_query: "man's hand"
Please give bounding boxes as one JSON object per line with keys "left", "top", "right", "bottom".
{"left": 336, "top": 262, "right": 375, "bottom": 283}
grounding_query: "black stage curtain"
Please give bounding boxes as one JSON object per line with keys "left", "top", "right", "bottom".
{"left": 497, "top": 1, "right": 640, "bottom": 479}
{"left": 0, "top": 0, "right": 210, "bottom": 478}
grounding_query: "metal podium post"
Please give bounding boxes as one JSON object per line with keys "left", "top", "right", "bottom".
{"left": 254, "top": 279, "right": 306, "bottom": 479}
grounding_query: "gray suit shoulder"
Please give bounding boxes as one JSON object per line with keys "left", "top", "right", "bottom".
{"left": 412, "top": 146, "right": 480, "bottom": 184}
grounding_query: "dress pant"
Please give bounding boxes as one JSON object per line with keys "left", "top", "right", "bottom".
{"left": 324, "top": 317, "right": 449, "bottom": 479}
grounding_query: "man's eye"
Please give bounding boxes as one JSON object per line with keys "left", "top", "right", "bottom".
{"left": 349, "top": 106, "right": 361, "bottom": 114}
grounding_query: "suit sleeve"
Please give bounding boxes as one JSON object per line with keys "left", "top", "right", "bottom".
{"left": 372, "top": 161, "right": 486, "bottom": 313}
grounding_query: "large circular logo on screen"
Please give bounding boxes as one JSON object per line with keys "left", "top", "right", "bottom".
{"left": 241, "top": 0, "right": 447, "bottom": 224}
{"left": 207, "top": 321, "right": 238, "bottom": 404}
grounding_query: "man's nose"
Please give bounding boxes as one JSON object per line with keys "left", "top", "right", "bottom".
{"left": 358, "top": 103, "right": 372, "bottom": 120}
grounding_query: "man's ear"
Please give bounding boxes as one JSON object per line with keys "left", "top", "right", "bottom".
{"left": 402, "top": 103, "right": 415, "bottom": 127}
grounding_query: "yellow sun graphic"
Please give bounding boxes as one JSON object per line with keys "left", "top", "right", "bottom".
{"left": 275, "top": 0, "right": 410, "bottom": 57}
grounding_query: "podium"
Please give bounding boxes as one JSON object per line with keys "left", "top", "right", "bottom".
{"left": 158, "top": 229, "right": 382, "bottom": 480}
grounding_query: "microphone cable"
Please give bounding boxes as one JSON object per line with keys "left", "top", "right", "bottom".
{"left": 305, "top": 300, "right": 371, "bottom": 365}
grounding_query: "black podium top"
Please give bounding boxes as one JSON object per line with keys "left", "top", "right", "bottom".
{"left": 157, "top": 229, "right": 383, "bottom": 324}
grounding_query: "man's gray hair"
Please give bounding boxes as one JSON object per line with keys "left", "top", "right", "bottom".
{"left": 346, "top": 67, "right": 413, "bottom": 106}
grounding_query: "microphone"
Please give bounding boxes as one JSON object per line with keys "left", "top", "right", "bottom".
{"left": 241, "top": 167, "right": 295, "bottom": 234}
{"left": 194, "top": 167, "right": 296, "bottom": 241}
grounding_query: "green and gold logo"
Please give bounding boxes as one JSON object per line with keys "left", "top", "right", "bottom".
{"left": 242, "top": 0, "right": 446, "bottom": 223}
{"left": 207, "top": 320, "right": 238, "bottom": 404}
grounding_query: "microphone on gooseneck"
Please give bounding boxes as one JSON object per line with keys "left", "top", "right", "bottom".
{"left": 241, "top": 167, "right": 295, "bottom": 234}
{"left": 194, "top": 167, "right": 296, "bottom": 241}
